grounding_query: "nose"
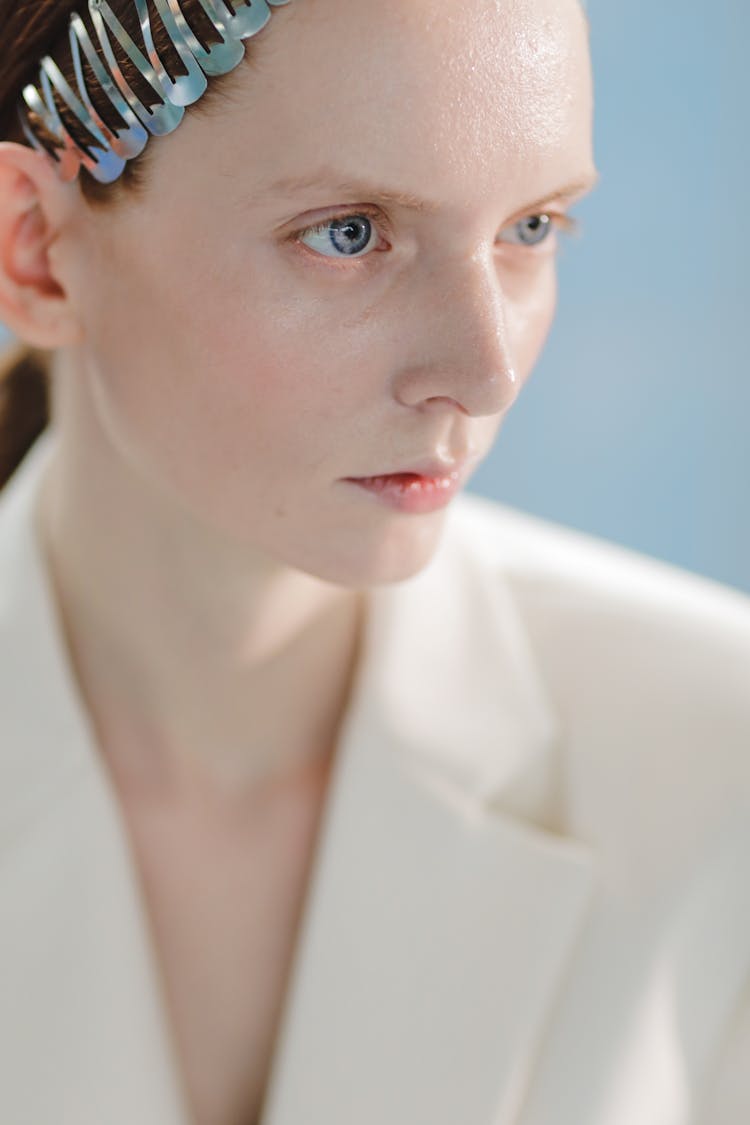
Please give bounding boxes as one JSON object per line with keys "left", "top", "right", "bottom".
{"left": 392, "top": 252, "right": 521, "bottom": 418}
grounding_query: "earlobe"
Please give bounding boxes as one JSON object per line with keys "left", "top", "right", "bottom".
{"left": 0, "top": 141, "right": 83, "bottom": 349}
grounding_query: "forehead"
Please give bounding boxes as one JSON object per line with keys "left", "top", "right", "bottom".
{"left": 186, "top": 0, "right": 594, "bottom": 213}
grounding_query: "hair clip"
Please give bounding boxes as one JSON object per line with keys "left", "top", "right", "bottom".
{"left": 16, "top": 0, "right": 291, "bottom": 185}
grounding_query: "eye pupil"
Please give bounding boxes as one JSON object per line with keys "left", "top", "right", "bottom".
{"left": 329, "top": 216, "right": 373, "bottom": 255}
{"left": 516, "top": 214, "right": 551, "bottom": 245}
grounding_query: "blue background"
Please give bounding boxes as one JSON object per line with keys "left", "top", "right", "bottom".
{"left": 469, "top": 0, "right": 749, "bottom": 596}
{"left": 2, "top": 0, "right": 748, "bottom": 593}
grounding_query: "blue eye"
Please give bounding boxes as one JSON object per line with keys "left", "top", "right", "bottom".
{"left": 500, "top": 214, "right": 554, "bottom": 247}
{"left": 297, "top": 214, "right": 380, "bottom": 259}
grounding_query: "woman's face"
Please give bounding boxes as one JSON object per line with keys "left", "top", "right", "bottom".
{"left": 60, "top": 0, "right": 597, "bottom": 585}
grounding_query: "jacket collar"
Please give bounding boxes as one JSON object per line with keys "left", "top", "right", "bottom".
{"left": 0, "top": 429, "right": 598, "bottom": 1124}
{"left": 260, "top": 490, "right": 599, "bottom": 1125}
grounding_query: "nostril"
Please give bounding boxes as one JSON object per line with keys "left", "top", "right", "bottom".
{"left": 427, "top": 397, "right": 471, "bottom": 415}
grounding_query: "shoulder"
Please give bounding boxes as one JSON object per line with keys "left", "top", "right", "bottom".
{"left": 449, "top": 489, "right": 750, "bottom": 719}
{"left": 447, "top": 497, "right": 750, "bottom": 1114}
{"left": 450, "top": 489, "right": 750, "bottom": 666}
{"left": 449, "top": 491, "right": 750, "bottom": 841}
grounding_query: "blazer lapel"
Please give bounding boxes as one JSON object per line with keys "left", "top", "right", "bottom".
{"left": 0, "top": 432, "right": 192, "bottom": 1124}
{"left": 260, "top": 503, "right": 599, "bottom": 1125}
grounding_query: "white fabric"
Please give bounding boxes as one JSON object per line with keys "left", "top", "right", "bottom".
{"left": 1, "top": 427, "right": 749, "bottom": 1125}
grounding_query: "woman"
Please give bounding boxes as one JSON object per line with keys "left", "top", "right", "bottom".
{"left": 0, "top": 1, "right": 748, "bottom": 1122}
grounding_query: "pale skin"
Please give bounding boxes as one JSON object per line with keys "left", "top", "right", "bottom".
{"left": 0, "top": 0, "right": 597, "bottom": 1121}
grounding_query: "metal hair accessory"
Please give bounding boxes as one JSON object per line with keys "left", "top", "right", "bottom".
{"left": 16, "top": 0, "right": 291, "bottom": 184}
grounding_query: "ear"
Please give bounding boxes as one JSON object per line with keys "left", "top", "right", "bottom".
{"left": 0, "top": 141, "right": 85, "bottom": 349}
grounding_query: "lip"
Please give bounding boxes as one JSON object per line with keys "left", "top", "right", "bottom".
{"left": 346, "top": 456, "right": 472, "bottom": 481}
{"left": 341, "top": 466, "right": 466, "bottom": 514}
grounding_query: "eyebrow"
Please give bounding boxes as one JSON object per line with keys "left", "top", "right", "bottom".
{"left": 257, "top": 167, "right": 601, "bottom": 215}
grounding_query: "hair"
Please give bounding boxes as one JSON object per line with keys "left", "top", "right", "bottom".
{"left": 0, "top": 0, "right": 247, "bottom": 490}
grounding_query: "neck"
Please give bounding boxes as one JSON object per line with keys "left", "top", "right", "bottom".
{"left": 35, "top": 374, "right": 367, "bottom": 807}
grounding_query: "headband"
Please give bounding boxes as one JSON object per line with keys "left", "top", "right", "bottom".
{"left": 15, "top": 0, "right": 291, "bottom": 185}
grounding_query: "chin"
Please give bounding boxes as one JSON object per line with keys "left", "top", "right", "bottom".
{"left": 309, "top": 512, "right": 449, "bottom": 588}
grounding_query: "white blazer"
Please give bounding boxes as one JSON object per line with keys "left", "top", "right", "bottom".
{"left": 1, "top": 428, "right": 749, "bottom": 1125}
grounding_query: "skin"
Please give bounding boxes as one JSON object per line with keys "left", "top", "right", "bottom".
{"left": 0, "top": 0, "right": 597, "bottom": 807}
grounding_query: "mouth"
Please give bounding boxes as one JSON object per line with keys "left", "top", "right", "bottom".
{"left": 345, "top": 470, "right": 460, "bottom": 487}
{"left": 341, "top": 469, "right": 464, "bottom": 514}
{"left": 344, "top": 454, "right": 473, "bottom": 483}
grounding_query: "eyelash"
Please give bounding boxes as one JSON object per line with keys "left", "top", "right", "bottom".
{"left": 289, "top": 205, "right": 581, "bottom": 264}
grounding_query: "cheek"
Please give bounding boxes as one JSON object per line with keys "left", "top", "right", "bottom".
{"left": 507, "top": 264, "right": 559, "bottom": 379}
{"left": 77, "top": 240, "right": 365, "bottom": 517}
